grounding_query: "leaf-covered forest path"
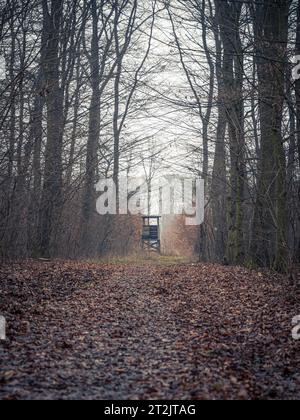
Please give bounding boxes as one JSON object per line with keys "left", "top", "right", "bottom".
{"left": 0, "top": 260, "right": 299, "bottom": 400}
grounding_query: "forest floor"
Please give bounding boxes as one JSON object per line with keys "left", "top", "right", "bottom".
{"left": 0, "top": 259, "right": 299, "bottom": 400}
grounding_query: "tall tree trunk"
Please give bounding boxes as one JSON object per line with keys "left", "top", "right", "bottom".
{"left": 250, "top": 0, "right": 290, "bottom": 272}
{"left": 39, "top": 0, "right": 64, "bottom": 257}
{"left": 8, "top": 18, "right": 16, "bottom": 185}
{"left": 286, "top": 68, "right": 297, "bottom": 261}
{"left": 66, "top": 57, "right": 81, "bottom": 187}
{"left": 200, "top": 0, "right": 214, "bottom": 185}
{"left": 296, "top": 0, "right": 300, "bottom": 170}
{"left": 113, "top": 1, "right": 122, "bottom": 209}
{"left": 81, "top": 0, "right": 101, "bottom": 253}
{"left": 295, "top": 0, "right": 300, "bottom": 262}
{"left": 210, "top": 5, "right": 228, "bottom": 262}
{"left": 215, "top": 1, "right": 246, "bottom": 265}
{"left": 29, "top": 73, "right": 44, "bottom": 255}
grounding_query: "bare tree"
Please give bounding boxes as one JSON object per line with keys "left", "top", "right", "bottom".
{"left": 250, "top": 0, "right": 291, "bottom": 272}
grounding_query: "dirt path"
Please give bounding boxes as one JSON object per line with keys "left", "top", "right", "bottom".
{"left": 0, "top": 261, "right": 299, "bottom": 400}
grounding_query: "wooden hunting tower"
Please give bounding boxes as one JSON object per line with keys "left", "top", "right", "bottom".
{"left": 142, "top": 216, "right": 161, "bottom": 254}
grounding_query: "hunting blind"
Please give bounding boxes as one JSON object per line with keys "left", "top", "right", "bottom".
{"left": 142, "top": 216, "right": 161, "bottom": 254}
